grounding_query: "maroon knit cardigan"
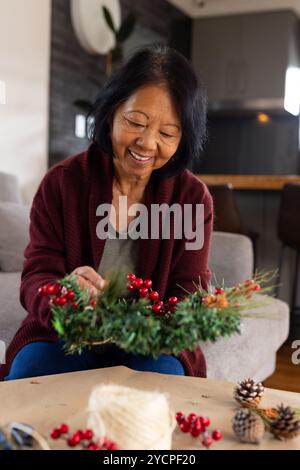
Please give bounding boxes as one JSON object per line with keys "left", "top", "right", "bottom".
{"left": 0, "top": 143, "right": 213, "bottom": 380}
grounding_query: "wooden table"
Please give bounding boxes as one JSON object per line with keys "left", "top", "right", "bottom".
{"left": 1, "top": 366, "right": 300, "bottom": 450}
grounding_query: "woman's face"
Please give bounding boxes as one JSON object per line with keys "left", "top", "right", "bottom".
{"left": 110, "top": 84, "right": 182, "bottom": 180}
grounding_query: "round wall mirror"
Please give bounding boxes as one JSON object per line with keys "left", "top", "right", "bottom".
{"left": 71, "top": 0, "right": 121, "bottom": 54}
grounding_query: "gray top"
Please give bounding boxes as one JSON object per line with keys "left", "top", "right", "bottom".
{"left": 98, "top": 220, "right": 139, "bottom": 291}
{"left": 95, "top": 221, "right": 139, "bottom": 354}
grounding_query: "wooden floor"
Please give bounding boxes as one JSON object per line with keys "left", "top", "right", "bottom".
{"left": 264, "top": 343, "right": 300, "bottom": 393}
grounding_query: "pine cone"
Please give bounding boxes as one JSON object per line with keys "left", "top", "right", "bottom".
{"left": 234, "top": 378, "right": 264, "bottom": 408}
{"left": 232, "top": 408, "right": 265, "bottom": 444}
{"left": 270, "top": 404, "right": 300, "bottom": 440}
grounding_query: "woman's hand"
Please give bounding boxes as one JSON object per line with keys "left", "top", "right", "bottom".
{"left": 71, "top": 266, "right": 106, "bottom": 297}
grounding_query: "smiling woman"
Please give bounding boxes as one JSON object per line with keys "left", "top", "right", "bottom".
{"left": 90, "top": 44, "right": 207, "bottom": 182}
{"left": 1, "top": 44, "right": 213, "bottom": 382}
{"left": 111, "top": 84, "right": 182, "bottom": 180}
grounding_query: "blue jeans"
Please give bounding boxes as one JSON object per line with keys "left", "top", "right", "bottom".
{"left": 5, "top": 341, "right": 185, "bottom": 380}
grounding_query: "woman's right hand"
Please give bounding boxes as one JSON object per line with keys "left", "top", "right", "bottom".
{"left": 71, "top": 266, "right": 106, "bottom": 297}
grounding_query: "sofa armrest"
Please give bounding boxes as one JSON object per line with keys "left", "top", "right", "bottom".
{"left": 0, "top": 272, "right": 27, "bottom": 347}
{"left": 0, "top": 172, "right": 22, "bottom": 203}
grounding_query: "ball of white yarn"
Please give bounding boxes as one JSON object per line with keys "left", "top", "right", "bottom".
{"left": 87, "top": 384, "right": 175, "bottom": 450}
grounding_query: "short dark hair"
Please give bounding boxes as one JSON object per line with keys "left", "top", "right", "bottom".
{"left": 89, "top": 44, "right": 207, "bottom": 179}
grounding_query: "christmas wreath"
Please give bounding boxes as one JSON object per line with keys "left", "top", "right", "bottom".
{"left": 39, "top": 269, "right": 274, "bottom": 357}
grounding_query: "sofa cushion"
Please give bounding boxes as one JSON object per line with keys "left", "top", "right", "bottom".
{"left": 0, "top": 203, "right": 29, "bottom": 272}
{"left": 200, "top": 295, "right": 289, "bottom": 382}
{"left": 210, "top": 232, "right": 253, "bottom": 286}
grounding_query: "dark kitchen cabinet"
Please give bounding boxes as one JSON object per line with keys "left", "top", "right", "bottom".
{"left": 240, "top": 12, "right": 291, "bottom": 102}
{"left": 192, "top": 10, "right": 300, "bottom": 111}
{"left": 192, "top": 16, "right": 243, "bottom": 101}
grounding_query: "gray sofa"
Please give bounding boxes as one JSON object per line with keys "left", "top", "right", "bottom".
{"left": 0, "top": 172, "right": 289, "bottom": 381}
{"left": 203, "top": 232, "right": 289, "bottom": 381}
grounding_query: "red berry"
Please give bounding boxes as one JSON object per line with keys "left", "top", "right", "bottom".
{"left": 70, "top": 301, "right": 78, "bottom": 309}
{"left": 39, "top": 285, "right": 49, "bottom": 296}
{"left": 67, "top": 434, "right": 81, "bottom": 447}
{"left": 65, "top": 290, "right": 75, "bottom": 301}
{"left": 127, "top": 284, "right": 135, "bottom": 291}
{"left": 200, "top": 416, "right": 210, "bottom": 427}
{"left": 44, "top": 285, "right": 53, "bottom": 295}
{"left": 175, "top": 411, "right": 185, "bottom": 423}
{"left": 214, "top": 288, "right": 224, "bottom": 295}
{"left": 179, "top": 420, "right": 191, "bottom": 433}
{"left": 143, "top": 279, "right": 152, "bottom": 289}
{"left": 168, "top": 296, "right": 178, "bottom": 305}
{"left": 149, "top": 291, "right": 159, "bottom": 301}
{"left": 132, "top": 278, "right": 143, "bottom": 289}
{"left": 87, "top": 443, "right": 100, "bottom": 450}
{"left": 212, "top": 430, "right": 223, "bottom": 441}
{"left": 202, "top": 435, "right": 213, "bottom": 448}
{"left": 190, "top": 427, "right": 202, "bottom": 437}
{"left": 53, "top": 284, "right": 62, "bottom": 295}
{"left": 54, "top": 296, "right": 67, "bottom": 307}
{"left": 59, "top": 423, "right": 69, "bottom": 434}
{"left": 73, "top": 431, "right": 83, "bottom": 441}
{"left": 82, "top": 429, "right": 94, "bottom": 440}
{"left": 139, "top": 287, "right": 148, "bottom": 298}
{"left": 152, "top": 303, "right": 162, "bottom": 314}
{"left": 187, "top": 413, "right": 197, "bottom": 423}
{"left": 105, "top": 441, "right": 118, "bottom": 450}
{"left": 47, "top": 284, "right": 61, "bottom": 296}
{"left": 90, "top": 299, "right": 97, "bottom": 307}
{"left": 127, "top": 273, "right": 136, "bottom": 281}
{"left": 50, "top": 428, "right": 61, "bottom": 439}
{"left": 254, "top": 284, "right": 261, "bottom": 291}
{"left": 193, "top": 419, "right": 205, "bottom": 433}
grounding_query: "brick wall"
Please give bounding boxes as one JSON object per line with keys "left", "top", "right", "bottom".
{"left": 49, "top": 0, "right": 186, "bottom": 167}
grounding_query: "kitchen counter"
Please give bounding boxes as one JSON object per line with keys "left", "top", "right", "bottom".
{"left": 196, "top": 175, "right": 300, "bottom": 190}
